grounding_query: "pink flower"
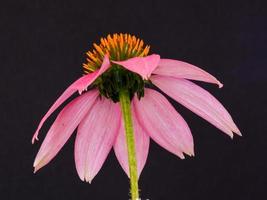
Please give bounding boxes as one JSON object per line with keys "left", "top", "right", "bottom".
{"left": 33, "top": 33, "right": 241, "bottom": 184}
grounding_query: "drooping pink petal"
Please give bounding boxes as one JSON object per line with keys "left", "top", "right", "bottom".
{"left": 112, "top": 54, "right": 160, "bottom": 80}
{"left": 74, "top": 54, "right": 110, "bottom": 94}
{"left": 32, "top": 55, "right": 110, "bottom": 143}
{"left": 134, "top": 89, "right": 194, "bottom": 158}
{"left": 74, "top": 99, "right": 121, "bottom": 183}
{"left": 113, "top": 106, "right": 150, "bottom": 178}
{"left": 153, "top": 59, "right": 223, "bottom": 88}
{"left": 151, "top": 75, "right": 241, "bottom": 137}
{"left": 33, "top": 90, "right": 98, "bottom": 172}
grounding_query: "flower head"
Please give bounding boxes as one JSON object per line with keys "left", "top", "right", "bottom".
{"left": 33, "top": 33, "right": 240, "bottom": 187}
{"left": 83, "top": 33, "right": 158, "bottom": 102}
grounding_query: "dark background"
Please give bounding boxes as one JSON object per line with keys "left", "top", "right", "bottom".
{"left": 1, "top": 0, "right": 266, "bottom": 199}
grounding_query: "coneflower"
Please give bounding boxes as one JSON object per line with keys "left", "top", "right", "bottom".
{"left": 32, "top": 33, "right": 241, "bottom": 200}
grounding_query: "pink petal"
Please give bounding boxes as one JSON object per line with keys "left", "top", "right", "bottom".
{"left": 153, "top": 59, "right": 223, "bottom": 88}
{"left": 75, "top": 99, "right": 121, "bottom": 183}
{"left": 113, "top": 106, "right": 150, "bottom": 178}
{"left": 33, "top": 90, "right": 98, "bottom": 172}
{"left": 134, "top": 89, "right": 194, "bottom": 158}
{"left": 32, "top": 55, "right": 110, "bottom": 143}
{"left": 74, "top": 54, "right": 111, "bottom": 94}
{"left": 151, "top": 75, "right": 241, "bottom": 137}
{"left": 112, "top": 54, "right": 160, "bottom": 79}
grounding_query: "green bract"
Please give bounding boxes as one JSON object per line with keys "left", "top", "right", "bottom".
{"left": 94, "top": 64, "right": 145, "bottom": 102}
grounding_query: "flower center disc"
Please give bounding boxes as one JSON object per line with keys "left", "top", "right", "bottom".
{"left": 83, "top": 33, "right": 150, "bottom": 73}
{"left": 83, "top": 33, "right": 150, "bottom": 103}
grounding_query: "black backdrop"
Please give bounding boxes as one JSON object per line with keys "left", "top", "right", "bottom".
{"left": 1, "top": 0, "right": 266, "bottom": 199}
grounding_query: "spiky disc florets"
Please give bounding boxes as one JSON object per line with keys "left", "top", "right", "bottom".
{"left": 83, "top": 33, "right": 150, "bottom": 73}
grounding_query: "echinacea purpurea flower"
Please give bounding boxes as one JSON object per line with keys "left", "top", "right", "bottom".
{"left": 32, "top": 33, "right": 241, "bottom": 200}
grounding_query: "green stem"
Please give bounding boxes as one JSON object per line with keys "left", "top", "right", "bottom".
{"left": 119, "top": 89, "right": 139, "bottom": 200}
